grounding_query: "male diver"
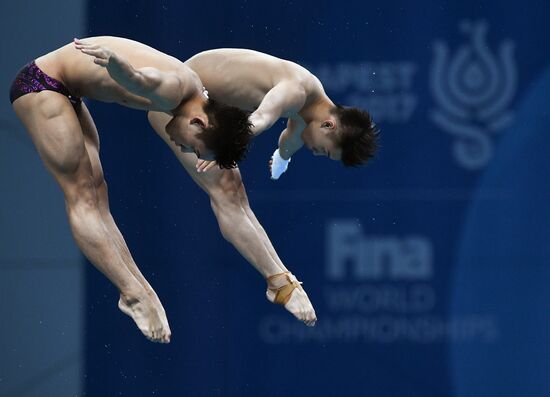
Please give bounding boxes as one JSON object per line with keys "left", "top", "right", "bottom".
{"left": 183, "top": 49, "right": 379, "bottom": 176}
{"left": 11, "top": 37, "right": 315, "bottom": 344}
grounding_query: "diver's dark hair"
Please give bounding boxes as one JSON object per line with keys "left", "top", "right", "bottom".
{"left": 332, "top": 105, "right": 379, "bottom": 167}
{"left": 198, "top": 99, "right": 253, "bottom": 169}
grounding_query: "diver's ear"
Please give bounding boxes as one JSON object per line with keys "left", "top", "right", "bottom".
{"left": 190, "top": 117, "right": 206, "bottom": 128}
{"left": 321, "top": 119, "right": 336, "bottom": 130}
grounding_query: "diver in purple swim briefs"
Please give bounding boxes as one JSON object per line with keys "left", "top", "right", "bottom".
{"left": 10, "top": 61, "right": 82, "bottom": 109}
{"left": 10, "top": 37, "right": 317, "bottom": 343}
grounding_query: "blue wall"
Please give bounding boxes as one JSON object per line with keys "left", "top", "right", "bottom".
{"left": 84, "top": 1, "right": 550, "bottom": 396}
{"left": 1, "top": 2, "right": 85, "bottom": 396}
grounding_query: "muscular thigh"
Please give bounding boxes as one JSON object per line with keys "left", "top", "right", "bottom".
{"left": 76, "top": 102, "right": 104, "bottom": 187}
{"left": 13, "top": 91, "right": 90, "bottom": 187}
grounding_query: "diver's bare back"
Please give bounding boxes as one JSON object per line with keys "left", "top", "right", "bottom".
{"left": 185, "top": 49, "right": 322, "bottom": 112}
{"left": 39, "top": 36, "right": 192, "bottom": 109}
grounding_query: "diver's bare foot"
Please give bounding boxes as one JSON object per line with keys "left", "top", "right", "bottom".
{"left": 118, "top": 291, "right": 171, "bottom": 343}
{"left": 128, "top": 277, "right": 172, "bottom": 339}
{"left": 141, "top": 287, "right": 172, "bottom": 338}
{"left": 266, "top": 272, "right": 317, "bottom": 326}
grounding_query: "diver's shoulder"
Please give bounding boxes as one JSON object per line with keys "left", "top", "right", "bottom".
{"left": 190, "top": 48, "right": 269, "bottom": 60}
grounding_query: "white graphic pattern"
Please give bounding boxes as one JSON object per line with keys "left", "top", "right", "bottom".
{"left": 430, "top": 20, "right": 517, "bottom": 170}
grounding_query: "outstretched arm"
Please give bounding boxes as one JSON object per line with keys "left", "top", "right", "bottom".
{"left": 74, "top": 38, "right": 186, "bottom": 111}
{"left": 249, "top": 80, "right": 306, "bottom": 135}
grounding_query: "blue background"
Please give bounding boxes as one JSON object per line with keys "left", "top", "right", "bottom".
{"left": 78, "top": 1, "right": 550, "bottom": 396}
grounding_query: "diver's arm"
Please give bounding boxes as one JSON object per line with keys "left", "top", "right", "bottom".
{"left": 278, "top": 117, "right": 305, "bottom": 159}
{"left": 249, "top": 81, "right": 306, "bottom": 135}
{"left": 74, "top": 38, "right": 185, "bottom": 110}
{"left": 269, "top": 118, "right": 305, "bottom": 180}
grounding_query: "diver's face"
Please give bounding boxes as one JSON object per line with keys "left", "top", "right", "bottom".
{"left": 165, "top": 115, "right": 215, "bottom": 160}
{"left": 301, "top": 120, "right": 342, "bottom": 161}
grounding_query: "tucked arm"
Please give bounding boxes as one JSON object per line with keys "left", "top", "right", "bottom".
{"left": 75, "top": 38, "right": 186, "bottom": 110}
{"left": 248, "top": 81, "right": 306, "bottom": 135}
{"left": 268, "top": 117, "right": 305, "bottom": 180}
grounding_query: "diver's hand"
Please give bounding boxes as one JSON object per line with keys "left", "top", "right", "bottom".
{"left": 270, "top": 148, "right": 290, "bottom": 180}
{"left": 74, "top": 38, "right": 114, "bottom": 67}
{"left": 196, "top": 159, "right": 218, "bottom": 173}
